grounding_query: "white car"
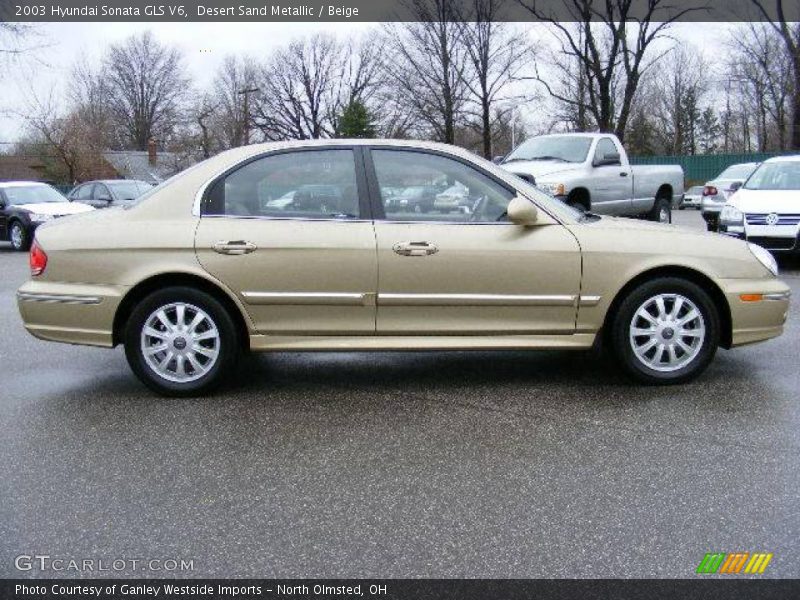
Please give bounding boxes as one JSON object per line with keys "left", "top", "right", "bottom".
{"left": 680, "top": 185, "right": 704, "bottom": 209}
{"left": 718, "top": 155, "right": 800, "bottom": 253}
{"left": 701, "top": 162, "right": 760, "bottom": 231}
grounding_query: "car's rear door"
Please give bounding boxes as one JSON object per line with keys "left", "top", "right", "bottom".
{"left": 194, "top": 147, "right": 378, "bottom": 335}
{"left": 365, "top": 147, "right": 582, "bottom": 335}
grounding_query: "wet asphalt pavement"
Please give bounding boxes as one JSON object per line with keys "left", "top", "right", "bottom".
{"left": 1, "top": 210, "right": 799, "bottom": 579}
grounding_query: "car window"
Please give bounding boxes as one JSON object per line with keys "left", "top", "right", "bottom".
{"left": 718, "top": 164, "right": 756, "bottom": 180}
{"left": 93, "top": 184, "right": 112, "bottom": 200}
{"left": 204, "top": 149, "right": 360, "bottom": 219}
{"left": 594, "top": 138, "right": 618, "bottom": 163}
{"left": 371, "top": 150, "right": 514, "bottom": 223}
{"left": 3, "top": 185, "right": 67, "bottom": 204}
{"left": 106, "top": 180, "right": 152, "bottom": 201}
{"left": 72, "top": 184, "right": 95, "bottom": 201}
{"left": 743, "top": 161, "right": 800, "bottom": 191}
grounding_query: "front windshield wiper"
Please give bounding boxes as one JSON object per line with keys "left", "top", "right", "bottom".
{"left": 528, "top": 155, "right": 569, "bottom": 162}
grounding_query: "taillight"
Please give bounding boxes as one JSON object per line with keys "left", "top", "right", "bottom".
{"left": 30, "top": 241, "right": 47, "bottom": 276}
{"left": 702, "top": 186, "right": 718, "bottom": 196}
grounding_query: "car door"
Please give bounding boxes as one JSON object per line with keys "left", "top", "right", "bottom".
{"left": 591, "top": 137, "right": 633, "bottom": 214}
{"left": 365, "top": 148, "right": 582, "bottom": 334}
{"left": 0, "top": 189, "right": 8, "bottom": 239}
{"left": 194, "top": 147, "right": 378, "bottom": 335}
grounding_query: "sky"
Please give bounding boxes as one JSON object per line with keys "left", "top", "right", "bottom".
{"left": 0, "top": 21, "right": 728, "bottom": 146}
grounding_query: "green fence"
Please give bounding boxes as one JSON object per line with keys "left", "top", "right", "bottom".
{"left": 628, "top": 153, "right": 787, "bottom": 185}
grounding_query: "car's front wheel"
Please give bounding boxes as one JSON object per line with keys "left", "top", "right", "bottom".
{"left": 9, "top": 221, "right": 30, "bottom": 251}
{"left": 124, "top": 287, "right": 240, "bottom": 396}
{"left": 611, "top": 278, "right": 719, "bottom": 384}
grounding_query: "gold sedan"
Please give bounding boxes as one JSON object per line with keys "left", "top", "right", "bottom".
{"left": 17, "top": 140, "right": 791, "bottom": 396}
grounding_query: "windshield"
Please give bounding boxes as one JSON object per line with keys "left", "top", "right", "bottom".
{"left": 505, "top": 136, "right": 593, "bottom": 164}
{"left": 107, "top": 181, "right": 152, "bottom": 201}
{"left": 2, "top": 184, "right": 66, "bottom": 205}
{"left": 718, "top": 164, "right": 757, "bottom": 180}
{"left": 743, "top": 161, "right": 800, "bottom": 191}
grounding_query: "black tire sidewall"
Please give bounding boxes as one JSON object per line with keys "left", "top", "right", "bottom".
{"left": 611, "top": 278, "right": 720, "bottom": 384}
{"left": 650, "top": 198, "right": 671, "bottom": 223}
{"left": 124, "top": 286, "right": 239, "bottom": 396}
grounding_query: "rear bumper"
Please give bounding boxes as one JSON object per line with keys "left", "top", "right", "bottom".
{"left": 17, "top": 280, "right": 128, "bottom": 347}
{"left": 718, "top": 278, "right": 791, "bottom": 347}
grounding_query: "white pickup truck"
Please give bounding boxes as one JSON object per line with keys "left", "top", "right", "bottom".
{"left": 500, "top": 133, "right": 684, "bottom": 223}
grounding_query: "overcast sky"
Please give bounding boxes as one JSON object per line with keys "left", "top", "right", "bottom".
{"left": 0, "top": 21, "right": 728, "bottom": 145}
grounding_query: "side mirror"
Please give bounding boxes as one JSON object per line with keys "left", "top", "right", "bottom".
{"left": 98, "top": 194, "right": 112, "bottom": 203}
{"left": 729, "top": 181, "right": 743, "bottom": 192}
{"left": 507, "top": 196, "right": 539, "bottom": 226}
{"left": 492, "top": 155, "right": 505, "bottom": 164}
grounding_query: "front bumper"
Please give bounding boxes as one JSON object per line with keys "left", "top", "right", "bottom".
{"left": 17, "top": 280, "right": 128, "bottom": 347}
{"left": 719, "top": 226, "right": 800, "bottom": 253}
{"left": 718, "top": 277, "right": 791, "bottom": 347}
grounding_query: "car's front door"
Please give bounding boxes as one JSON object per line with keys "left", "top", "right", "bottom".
{"left": 194, "top": 147, "right": 378, "bottom": 335}
{"left": 590, "top": 137, "right": 633, "bottom": 215}
{"left": 0, "top": 190, "right": 9, "bottom": 239}
{"left": 366, "top": 148, "right": 582, "bottom": 334}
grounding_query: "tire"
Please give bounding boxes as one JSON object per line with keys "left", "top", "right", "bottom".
{"left": 9, "top": 221, "right": 30, "bottom": 251}
{"left": 649, "top": 197, "right": 672, "bottom": 223}
{"left": 124, "top": 286, "right": 240, "bottom": 397}
{"left": 610, "top": 277, "right": 720, "bottom": 385}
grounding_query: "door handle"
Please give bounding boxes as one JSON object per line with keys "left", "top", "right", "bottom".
{"left": 213, "top": 240, "right": 257, "bottom": 255}
{"left": 392, "top": 241, "right": 439, "bottom": 257}
{"left": 620, "top": 172, "right": 629, "bottom": 177}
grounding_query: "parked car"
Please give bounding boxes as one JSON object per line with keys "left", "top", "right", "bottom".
{"left": 17, "top": 140, "right": 789, "bottom": 396}
{"left": 434, "top": 182, "right": 471, "bottom": 213}
{"left": 68, "top": 179, "right": 153, "bottom": 209}
{"left": 700, "top": 162, "right": 759, "bottom": 231}
{"left": 718, "top": 155, "right": 800, "bottom": 253}
{"left": 500, "top": 133, "right": 684, "bottom": 223}
{"left": 0, "top": 181, "right": 94, "bottom": 251}
{"left": 681, "top": 185, "right": 704, "bottom": 210}
{"left": 385, "top": 185, "right": 439, "bottom": 213}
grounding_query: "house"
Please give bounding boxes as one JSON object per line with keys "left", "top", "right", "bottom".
{"left": 102, "top": 139, "right": 183, "bottom": 185}
{"left": 0, "top": 155, "right": 52, "bottom": 182}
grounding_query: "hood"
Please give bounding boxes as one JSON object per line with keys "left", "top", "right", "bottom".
{"left": 727, "top": 188, "right": 800, "bottom": 213}
{"left": 501, "top": 160, "right": 581, "bottom": 180}
{"left": 16, "top": 202, "right": 95, "bottom": 216}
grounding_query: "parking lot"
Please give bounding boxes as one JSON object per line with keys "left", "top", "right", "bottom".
{"left": 1, "top": 209, "right": 799, "bottom": 578}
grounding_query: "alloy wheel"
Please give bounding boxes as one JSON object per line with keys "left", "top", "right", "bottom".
{"left": 140, "top": 302, "right": 220, "bottom": 383}
{"left": 629, "top": 293, "right": 705, "bottom": 373}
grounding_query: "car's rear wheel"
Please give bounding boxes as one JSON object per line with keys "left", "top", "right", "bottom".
{"left": 649, "top": 197, "right": 672, "bottom": 223}
{"left": 124, "top": 287, "right": 239, "bottom": 396}
{"left": 611, "top": 278, "right": 719, "bottom": 384}
{"left": 10, "top": 221, "right": 30, "bottom": 251}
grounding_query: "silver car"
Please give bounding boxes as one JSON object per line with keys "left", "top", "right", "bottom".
{"left": 680, "top": 185, "right": 704, "bottom": 209}
{"left": 701, "top": 163, "right": 759, "bottom": 231}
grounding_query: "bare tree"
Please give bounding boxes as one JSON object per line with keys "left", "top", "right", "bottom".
{"left": 519, "top": 0, "right": 698, "bottom": 142}
{"left": 329, "top": 38, "right": 387, "bottom": 133}
{"left": 254, "top": 34, "right": 343, "bottom": 140}
{"left": 211, "top": 55, "right": 260, "bottom": 148}
{"left": 460, "top": 0, "right": 529, "bottom": 158}
{"left": 748, "top": 0, "right": 800, "bottom": 150}
{"left": 103, "top": 31, "right": 188, "bottom": 150}
{"left": 729, "top": 22, "right": 793, "bottom": 151}
{"left": 385, "top": 0, "right": 471, "bottom": 143}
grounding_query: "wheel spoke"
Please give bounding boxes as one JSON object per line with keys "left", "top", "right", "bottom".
{"left": 667, "top": 345, "right": 679, "bottom": 364}
{"left": 175, "top": 304, "right": 186, "bottom": 329}
{"left": 671, "top": 297, "right": 684, "bottom": 319}
{"left": 193, "top": 329, "right": 218, "bottom": 342}
{"left": 144, "top": 343, "right": 168, "bottom": 356}
{"left": 635, "top": 308, "right": 658, "bottom": 326}
{"left": 655, "top": 297, "right": 667, "bottom": 319}
{"left": 156, "top": 310, "right": 174, "bottom": 332}
{"left": 679, "top": 329, "right": 703, "bottom": 338}
{"left": 188, "top": 312, "right": 204, "bottom": 333}
{"left": 631, "top": 327, "right": 655, "bottom": 337}
{"left": 634, "top": 338, "right": 658, "bottom": 357}
{"left": 192, "top": 345, "right": 218, "bottom": 359}
{"left": 175, "top": 355, "right": 186, "bottom": 377}
{"left": 677, "top": 310, "right": 699, "bottom": 326}
{"left": 143, "top": 326, "right": 167, "bottom": 340}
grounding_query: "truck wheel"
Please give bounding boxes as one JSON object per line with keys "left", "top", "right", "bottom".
{"left": 649, "top": 198, "right": 671, "bottom": 224}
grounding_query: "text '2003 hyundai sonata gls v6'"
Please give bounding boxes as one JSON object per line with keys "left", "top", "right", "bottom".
{"left": 17, "top": 140, "right": 791, "bottom": 396}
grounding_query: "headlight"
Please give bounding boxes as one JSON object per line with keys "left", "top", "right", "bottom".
{"left": 719, "top": 205, "right": 743, "bottom": 225}
{"left": 748, "top": 243, "right": 779, "bottom": 277}
{"left": 29, "top": 213, "right": 54, "bottom": 223}
{"left": 537, "top": 182, "right": 566, "bottom": 196}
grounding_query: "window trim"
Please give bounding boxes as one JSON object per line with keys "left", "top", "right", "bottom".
{"left": 363, "top": 146, "right": 518, "bottom": 225}
{"left": 196, "top": 146, "right": 373, "bottom": 221}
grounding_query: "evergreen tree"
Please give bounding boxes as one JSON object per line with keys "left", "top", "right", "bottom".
{"left": 335, "top": 100, "right": 376, "bottom": 138}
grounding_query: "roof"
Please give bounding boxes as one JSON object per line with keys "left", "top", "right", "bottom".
{"left": 0, "top": 156, "right": 49, "bottom": 182}
{"left": 0, "top": 180, "right": 52, "bottom": 188}
{"left": 764, "top": 154, "right": 800, "bottom": 163}
{"left": 102, "top": 151, "right": 181, "bottom": 184}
